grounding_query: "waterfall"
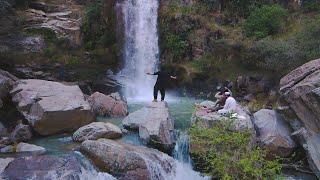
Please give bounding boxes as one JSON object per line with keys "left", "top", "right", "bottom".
{"left": 173, "top": 132, "right": 210, "bottom": 180}
{"left": 118, "top": 0, "right": 160, "bottom": 101}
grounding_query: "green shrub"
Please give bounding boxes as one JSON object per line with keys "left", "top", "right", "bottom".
{"left": 243, "top": 5, "right": 288, "bottom": 38}
{"left": 162, "top": 33, "right": 188, "bottom": 60}
{"left": 189, "top": 118, "right": 282, "bottom": 179}
{"left": 82, "top": 0, "right": 116, "bottom": 50}
{"left": 294, "top": 16, "right": 320, "bottom": 61}
{"left": 243, "top": 39, "right": 302, "bottom": 72}
{"left": 302, "top": 1, "right": 320, "bottom": 12}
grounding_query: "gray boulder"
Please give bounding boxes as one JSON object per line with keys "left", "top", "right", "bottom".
{"left": 122, "top": 102, "right": 175, "bottom": 152}
{"left": 11, "top": 79, "right": 95, "bottom": 135}
{"left": 0, "top": 158, "right": 14, "bottom": 174}
{"left": 280, "top": 58, "right": 320, "bottom": 135}
{"left": 279, "top": 58, "right": 320, "bottom": 177}
{"left": 253, "top": 109, "right": 296, "bottom": 157}
{"left": 88, "top": 92, "right": 128, "bottom": 117}
{"left": 10, "top": 123, "right": 32, "bottom": 142}
{"left": 192, "top": 102, "right": 254, "bottom": 132}
{"left": 80, "top": 139, "right": 176, "bottom": 180}
{"left": 1, "top": 142, "right": 45, "bottom": 154}
{"left": 73, "top": 122, "right": 122, "bottom": 142}
{"left": 16, "top": 142, "right": 46, "bottom": 154}
{"left": 2, "top": 154, "right": 81, "bottom": 179}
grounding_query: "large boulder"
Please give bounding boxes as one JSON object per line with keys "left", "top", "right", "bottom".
{"left": 11, "top": 79, "right": 95, "bottom": 135}
{"left": 279, "top": 58, "right": 320, "bottom": 177}
{"left": 0, "top": 154, "right": 115, "bottom": 179}
{"left": 253, "top": 109, "right": 296, "bottom": 157}
{"left": 280, "top": 59, "right": 320, "bottom": 135}
{"left": 73, "top": 122, "right": 122, "bottom": 142}
{"left": 122, "top": 102, "right": 175, "bottom": 152}
{"left": 192, "top": 102, "right": 254, "bottom": 132}
{"left": 88, "top": 92, "right": 128, "bottom": 117}
{"left": 80, "top": 139, "right": 176, "bottom": 180}
{"left": 10, "top": 123, "right": 32, "bottom": 142}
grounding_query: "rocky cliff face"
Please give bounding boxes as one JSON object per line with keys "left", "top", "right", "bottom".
{"left": 279, "top": 58, "right": 320, "bottom": 177}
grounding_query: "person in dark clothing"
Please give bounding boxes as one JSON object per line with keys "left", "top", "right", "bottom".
{"left": 147, "top": 69, "right": 177, "bottom": 102}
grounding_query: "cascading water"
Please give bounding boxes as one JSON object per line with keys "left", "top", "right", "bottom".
{"left": 173, "top": 132, "right": 210, "bottom": 180}
{"left": 118, "top": 0, "right": 159, "bottom": 101}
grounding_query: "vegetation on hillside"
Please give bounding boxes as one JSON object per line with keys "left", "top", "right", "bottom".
{"left": 159, "top": 0, "right": 320, "bottom": 85}
{"left": 189, "top": 117, "right": 282, "bottom": 179}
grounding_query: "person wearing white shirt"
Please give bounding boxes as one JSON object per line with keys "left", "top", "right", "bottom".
{"left": 218, "top": 92, "right": 237, "bottom": 115}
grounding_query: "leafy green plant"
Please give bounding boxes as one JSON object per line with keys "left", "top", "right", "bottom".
{"left": 243, "top": 5, "right": 288, "bottom": 38}
{"left": 163, "top": 33, "right": 188, "bottom": 60}
{"left": 302, "top": 1, "right": 320, "bottom": 12}
{"left": 189, "top": 118, "right": 282, "bottom": 179}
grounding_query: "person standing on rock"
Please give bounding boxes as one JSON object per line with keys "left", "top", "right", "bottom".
{"left": 146, "top": 67, "right": 177, "bottom": 102}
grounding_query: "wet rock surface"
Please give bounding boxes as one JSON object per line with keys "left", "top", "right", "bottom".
{"left": 80, "top": 138, "right": 176, "bottom": 180}
{"left": 1, "top": 154, "right": 83, "bottom": 179}
{"left": 10, "top": 123, "right": 32, "bottom": 142}
{"left": 88, "top": 92, "right": 128, "bottom": 117}
{"left": 279, "top": 58, "right": 320, "bottom": 177}
{"left": 73, "top": 122, "right": 122, "bottom": 142}
{"left": 122, "top": 102, "right": 175, "bottom": 152}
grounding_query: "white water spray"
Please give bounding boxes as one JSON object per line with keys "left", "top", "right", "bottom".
{"left": 173, "top": 132, "right": 210, "bottom": 180}
{"left": 118, "top": 0, "right": 159, "bottom": 101}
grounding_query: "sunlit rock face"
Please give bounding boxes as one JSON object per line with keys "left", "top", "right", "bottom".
{"left": 279, "top": 58, "right": 320, "bottom": 177}
{"left": 80, "top": 138, "right": 176, "bottom": 180}
{"left": 253, "top": 109, "right": 296, "bottom": 158}
{"left": 122, "top": 101, "right": 175, "bottom": 153}
{"left": 11, "top": 79, "right": 94, "bottom": 135}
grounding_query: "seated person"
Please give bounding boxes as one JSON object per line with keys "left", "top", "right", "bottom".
{"left": 207, "top": 86, "right": 232, "bottom": 112}
{"left": 218, "top": 92, "right": 237, "bottom": 115}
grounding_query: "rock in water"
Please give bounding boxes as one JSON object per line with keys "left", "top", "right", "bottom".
{"left": 10, "top": 123, "right": 32, "bottom": 142}
{"left": 80, "top": 139, "right": 176, "bottom": 180}
{"left": 0, "top": 142, "right": 46, "bottom": 154}
{"left": 88, "top": 92, "right": 128, "bottom": 117}
{"left": 16, "top": 142, "right": 46, "bottom": 154}
{"left": 253, "top": 109, "right": 296, "bottom": 157}
{"left": 73, "top": 122, "right": 122, "bottom": 142}
{"left": 279, "top": 58, "right": 320, "bottom": 177}
{"left": 122, "top": 102, "right": 175, "bottom": 152}
{"left": 11, "top": 79, "right": 94, "bottom": 135}
{"left": 1, "top": 155, "right": 83, "bottom": 179}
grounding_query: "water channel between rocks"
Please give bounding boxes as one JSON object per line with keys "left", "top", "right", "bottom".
{"left": 20, "top": 97, "right": 209, "bottom": 180}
